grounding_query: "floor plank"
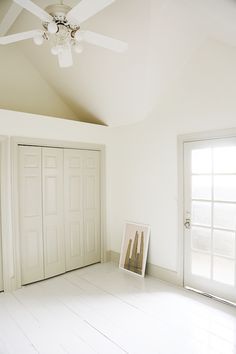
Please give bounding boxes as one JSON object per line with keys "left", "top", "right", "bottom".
{"left": 0, "top": 262, "right": 236, "bottom": 354}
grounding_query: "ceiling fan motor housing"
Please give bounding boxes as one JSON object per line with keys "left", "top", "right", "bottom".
{"left": 45, "top": 4, "right": 71, "bottom": 18}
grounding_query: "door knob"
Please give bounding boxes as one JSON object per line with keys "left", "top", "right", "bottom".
{"left": 184, "top": 218, "right": 191, "bottom": 229}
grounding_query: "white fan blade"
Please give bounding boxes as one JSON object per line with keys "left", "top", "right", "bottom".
{"left": 58, "top": 44, "right": 73, "bottom": 68}
{"left": 0, "top": 3, "right": 23, "bottom": 36}
{"left": 0, "top": 30, "right": 43, "bottom": 45}
{"left": 13, "top": 0, "right": 52, "bottom": 22}
{"left": 67, "top": 0, "right": 115, "bottom": 25}
{"left": 81, "top": 31, "right": 128, "bottom": 53}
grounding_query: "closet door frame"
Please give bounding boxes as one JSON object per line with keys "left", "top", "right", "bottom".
{"left": 11, "top": 137, "right": 106, "bottom": 291}
{"left": 0, "top": 136, "right": 12, "bottom": 292}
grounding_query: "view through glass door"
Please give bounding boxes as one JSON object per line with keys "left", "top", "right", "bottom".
{"left": 184, "top": 137, "right": 236, "bottom": 303}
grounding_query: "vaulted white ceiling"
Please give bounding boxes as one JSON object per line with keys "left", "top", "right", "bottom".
{"left": 1, "top": 0, "right": 236, "bottom": 126}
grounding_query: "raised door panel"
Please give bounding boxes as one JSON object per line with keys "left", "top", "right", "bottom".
{"left": 83, "top": 151, "right": 101, "bottom": 266}
{"left": 42, "top": 148, "right": 65, "bottom": 278}
{"left": 64, "top": 149, "right": 84, "bottom": 271}
{"left": 18, "top": 146, "right": 44, "bottom": 285}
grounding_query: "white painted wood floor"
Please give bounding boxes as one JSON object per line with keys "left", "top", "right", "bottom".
{"left": 0, "top": 262, "right": 236, "bottom": 354}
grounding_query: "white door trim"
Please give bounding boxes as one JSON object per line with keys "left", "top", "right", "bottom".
{"left": 0, "top": 136, "right": 11, "bottom": 292}
{"left": 178, "top": 128, "right": 236, "bottom": 289}
{"left": 11, "top": 136, "right": 107, "bottom": 291}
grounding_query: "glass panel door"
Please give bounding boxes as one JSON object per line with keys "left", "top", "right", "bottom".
{"left": 184, "top": 138, "right": 236, "bottom": 303}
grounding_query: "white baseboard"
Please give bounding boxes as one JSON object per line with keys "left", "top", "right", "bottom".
{"left": 106, "top": 250, "right": 182, "bottom": 287}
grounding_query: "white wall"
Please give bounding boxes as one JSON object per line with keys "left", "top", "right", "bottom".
{"left": 107, "top": 39, "right": 236, "bottom": 272}
{"left": 0, "top": 46, "right": 78, "bottom": 121}
{"left": 107, "top": 117, "right": 180, "bottom": 271}
{"left": 0, "top": 109, "right": 108, "bottom": 143}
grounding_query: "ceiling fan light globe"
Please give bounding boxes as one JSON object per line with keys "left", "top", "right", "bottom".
{"left": 33, "top": 34, "right": 44, "bottom": 45}
{"left": 51, "top": 46, "right": 59, "bottom": 55}
{"left": 74, "top": 30, "right": 83, "bottom": 42}
{"left": 57, "top": 45, "right": 64, "bottom": 54}
{"left": 48, "top": 21, "right": 58, "bottom": 34}
{"left": 73, "top": 43, "right": 83, "bottom": 53}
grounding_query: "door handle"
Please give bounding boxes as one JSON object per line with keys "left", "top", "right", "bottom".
{"left": 184, "top": 218, "right": 191, "bottom": 229}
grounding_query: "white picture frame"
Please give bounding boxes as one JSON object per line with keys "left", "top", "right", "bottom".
{"left": 119, "top": 222, "right": 150, "bottom": 277}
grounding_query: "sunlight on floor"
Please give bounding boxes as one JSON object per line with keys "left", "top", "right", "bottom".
{"left": 0, "top": 262, "right": 235, "bottom": 354}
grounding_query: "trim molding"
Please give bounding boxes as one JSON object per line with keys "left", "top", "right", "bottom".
{"left": 0, "top": 136, "right": 11, "bottom": 291}
{"left": 177, "top": 127, "right": 236, "bottom": 290}
{"left": 178, "top": 127, "right": 236, "bottom": 143}
{"left": 107, "top": 251, "right": 182, "bottom": 286}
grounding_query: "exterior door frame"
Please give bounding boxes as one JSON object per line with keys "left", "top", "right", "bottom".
{"left": 178, "top": 128, "right": 236, "bottom": 293}
{"left": 11, "top": 136, "right": 106, "bottom": 291}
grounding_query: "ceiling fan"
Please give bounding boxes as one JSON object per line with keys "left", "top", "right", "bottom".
{"left": 0, "top": 0, "right": 128, "bottom": 68}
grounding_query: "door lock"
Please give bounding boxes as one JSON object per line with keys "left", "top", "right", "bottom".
{"left": 184, "top": 218, "right": 191, "bottom": 229}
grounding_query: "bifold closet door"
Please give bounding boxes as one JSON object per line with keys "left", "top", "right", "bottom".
{"left": 19, "top": 146, "right": 101, "bottom": 285}
{"left": 64, "top": 149, "right": 101, "bottom": 270}
{"left": 42, "top": 148, "right": 65, "bottom": 278}
{"left": 64, "top": 149, "right": 84, "bottom": 270}
{"left": 19, "top": 146, "right": 44, "bottom": 285}
{"left": 83, "top": 150, "right": 101, "bottom": 266}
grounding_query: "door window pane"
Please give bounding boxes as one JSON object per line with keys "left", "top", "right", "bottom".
{"left": 213, "top": 230, "right": 235, "bottom": 258}
{"left": 192, "top": 201, "right": 211, "bottom": 226}
{"left": 213, "top": 203, "right": 236, "bottom": 230}
{"left": 213, "top": 256, "right": 235, "bottom": 286}
{"left": 192, "top": 227, "right": 211, "bottom": 252}
{"left": 192, "top": 148, "right": 212, "bottom": 174}
{"left": 214, "top": 176, "right": 236, "bottom": 202}
{"left": 192, "top": 175, "right": 211, "bottom": 200}
{"left": 213, "top": 146, "right": 236, "bottom": 174}
{"left": 191, "top": 251, "right": 211, "bottom": 278}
